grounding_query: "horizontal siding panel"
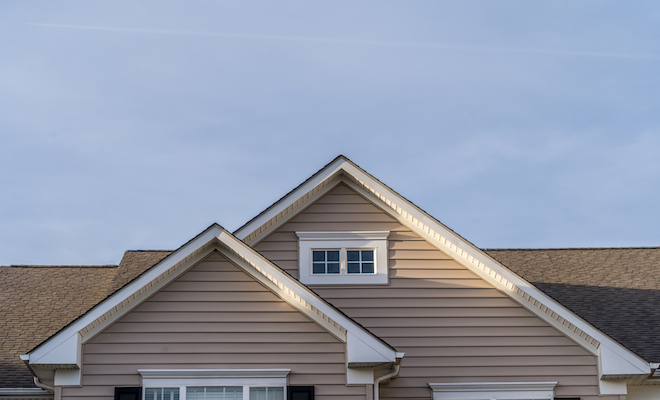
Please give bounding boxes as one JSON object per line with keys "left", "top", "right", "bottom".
{"left": 162, "top": 281, "right": 269, "bottom": 292}
{"left": 290, "top": 213, "right": 396, "bottom": 223}
{"left": 252, "top": 241, "right": 298, "bottom": 251}
{"left": 176, "top": 271, "right": 256, "bottom": 282}
{"left": 105, "top": 322, "right": 327, "bottom": 334}
{"left": 316, "top": 288, "right": 506, "bottom": 299}
{"left": 133, "top": 301, "right": 294, "bottom": 313}
{"left": 354, "top": 317, "right": 548, "bottom": 328}
{"left": 325, "top": 297, "right": 517, "bottom": 308}
{"left": 402, "top": 355, "right": 597, "bottom": 367}
{"left": 387, "top": 231, "right": 425, "bottom": 241}
{"left": 390, "top": 259, "right": 468, "bottom": 269}
{"left": 368, "top": 326, "right": 563, "bottom": 338}
{"left": 313, "top": 194, "right": 370, "bottom": 204}
{"left": 390, "top": 268, "right": 478, "bottom": 279}
{"left": 279, "top": 222, "right": 406, "bottom": 231}
{"left": 120, "top": 311, "right": 312, "bottom": 323}
{"left": 83, "top": 363, "right": 347, "bottom": 375}
{"left": 148, "top": 291, "right": 282, "bottom": 302}
{"left": 188, "top": 261, "right": 241, "bottom": 272}
{"left": 382, "top": 336, "right": 580, "bottom": 348}
{"left": 396, "top": 365, "right": 598, "bottom": 377}
{"left": 257, "top": 251, "right": 298, "bottom": 261}
{"left": 85, "top": 342, "right": 345, "bottom": 354}
{"left": 401, "top": 345, "right": 593, "bottom": 357}
{"left": 83, "top": 353, "right": 345, "bottom": 365}
{"left": 344, "top": 307, "right": 534, "bottom": 318}
{"left": 390, "top": 250, "right": 453, "bottom": 260}
{"left": 389, "top": 240, "right": 440, "bottom": 250}
{"left": 257, "top": 231, "right": 298, "bottom": 242}
{"left": 386, "top": 278, "right": 492, "bottom": 289}
{"left": 391, "top": 375, "right": 597, "bottom": 387}
{"left": 303, "top": 203, "right": 385, "bottom": 214}
{"left": 90, "top": 332, "right": 339, "bottom": 344}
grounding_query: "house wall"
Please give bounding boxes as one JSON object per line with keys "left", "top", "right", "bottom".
{"left": 62, "top": 251, "right": 363, "bottom": 400}
{"left": 252, "top": 183, "right": 616, "bottom": 400}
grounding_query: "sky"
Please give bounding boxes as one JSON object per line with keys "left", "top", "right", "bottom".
{"left": 1, "top": 1, "right": 660, "bottom": 265}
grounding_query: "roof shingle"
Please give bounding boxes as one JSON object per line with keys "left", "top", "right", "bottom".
{"left": 485, "top": 247, "right": 660, "bottom": 363}
{"left": 0, "top": 251, "right": 171, "bottom": 388}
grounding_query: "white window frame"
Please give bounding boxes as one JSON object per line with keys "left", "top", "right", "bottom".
{"left": 139, "top": 369, "right": 290, "bottom": 400}
{"left": 296, "top": 231, "right": 389, "bottom": 285}
{"left": 429, "top": 382, "right": 557, "bottom": 400}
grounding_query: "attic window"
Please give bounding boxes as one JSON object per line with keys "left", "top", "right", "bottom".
{"left": 296, "top": 232, "right": 389, "bottom": 285}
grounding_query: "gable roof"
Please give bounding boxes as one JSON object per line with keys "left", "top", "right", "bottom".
{"left": 0, "top": 251, "right": 170, "bottom": 388}
{"left": 21, "top": 224, "right": 399, "bottom": 388}
{"left": 485, "top": 247, "right": 660, "bottom": 363}
{"left": 232, "top": 155, "right": 653, "bottom": 385}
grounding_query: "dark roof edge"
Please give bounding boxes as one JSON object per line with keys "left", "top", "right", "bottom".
{"left": 483, "top": 246, "right": 660, "bottom": 251}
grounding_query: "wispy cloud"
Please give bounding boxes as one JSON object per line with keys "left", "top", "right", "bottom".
{"left": 28, "top": 23, "right": 660, "bottom": 61}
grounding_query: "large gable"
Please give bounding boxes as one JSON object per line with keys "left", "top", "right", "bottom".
{"left": 235, "top": 155, "right": 654, "bottom": 394}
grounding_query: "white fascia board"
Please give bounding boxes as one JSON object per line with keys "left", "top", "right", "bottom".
{"left": 216, "top": 230, "right": 398, "bottom": 364}
{"left": 234, "top": 157, "right": 348, "bottom": 240}
{"left": 28, "top": 225, "right": 224, "bottom": 366}
{"left": 339, "top": 174, "right": 651, "bottom": 376}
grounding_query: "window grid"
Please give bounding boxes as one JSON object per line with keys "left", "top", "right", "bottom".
{"left": 347, "top": 250, "right": 374, "bottom": 274}
{"left": 312, "top": 250, "right": 340, "bottom": 274}
{"left": 311, "top": 248, "right": 376, "bottom": 275}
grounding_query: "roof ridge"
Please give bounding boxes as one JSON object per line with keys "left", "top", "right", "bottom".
{"left": 483, "top": 246, "right": 660, "bottom": 251}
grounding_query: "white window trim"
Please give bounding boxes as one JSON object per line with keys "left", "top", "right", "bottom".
{"left": 429, "top": 382, "right": 557, "bottom": 400}
{"left": 296, "top": 231, "right": 389, "bottom": 285}
{"left": 139, "top": 369, "right": 290, "bottom": 400}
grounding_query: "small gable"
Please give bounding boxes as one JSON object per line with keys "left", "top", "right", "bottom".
{"left": 69, "top": 251, "right": 362, "bottom": 399}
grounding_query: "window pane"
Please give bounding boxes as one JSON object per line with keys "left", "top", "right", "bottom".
{"left": 312, "top": 251, "right": 325, "bottom": 262}
{"left": 361, "top": 250, "right": 374, "bottom": 261}
{"left": 326, "top": 250, "right": 339, "bottom": 261}
{"left": 249, "top": 387, "right": 284, "bottom": 400}
{"left": 187, "top": 387, "right": 242, "bottom": 400}
{"left": 347, "top": 250, "right": 359, "bottom": 261}
{"left": 312, "top": 263, "right": 326, "bottom": 274}
{"left": 327, "top": 263, "right": 340, "bottom": 273}
{"left": 362, "top": 262, "right": 375, "bottom": 273}
{"left": 146, "top": 388, "right": 180, "bottom": 400}
{"left": 347, "top": 262, "right": 360, "bottom": 274}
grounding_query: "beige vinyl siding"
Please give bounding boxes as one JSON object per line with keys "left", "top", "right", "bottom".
{"left": 63, "top": 251, "right": 362, "bottom": 400}
{"left": 252, "top": 183, "right": 613, "bottom": 400}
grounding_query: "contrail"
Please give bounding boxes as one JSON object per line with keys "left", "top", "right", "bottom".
{"left": 27, "top": 22, "right": 660, "bottom": 61}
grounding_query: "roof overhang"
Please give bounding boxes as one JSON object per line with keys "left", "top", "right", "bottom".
{"left": 22, "top": 224, "right": 399, "bottom": 386}
{"left": 234, "top": 155, "right": 654, "bottom": 395}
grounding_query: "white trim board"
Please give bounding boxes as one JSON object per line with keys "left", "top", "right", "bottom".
{"left": 233, "top": 156, "right": 652, "bottom": 384}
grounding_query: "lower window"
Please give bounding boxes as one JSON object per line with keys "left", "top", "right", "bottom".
{"left": 146, "top": 386, "right": 284, "bottom": 400}
{"left": 139, "top": 369, "right": 290, "bottom": 400}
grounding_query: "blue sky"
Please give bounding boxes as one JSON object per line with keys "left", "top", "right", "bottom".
{"left": 2, "top": 1, "right": 660, "bottom": 265}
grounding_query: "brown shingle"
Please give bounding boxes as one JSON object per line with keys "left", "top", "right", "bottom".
{"left": 0, "top": 250, "right": 171, "bottom": 388}
{"left": 484, "top": 247, "right": 660, "bottom": 363}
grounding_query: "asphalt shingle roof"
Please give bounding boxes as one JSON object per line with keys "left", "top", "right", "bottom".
{"left": 484, "top": 247, "right": 660, "bottom": 363}
{"left": 0, "top": 251, "right": 171, "bottom": 388}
